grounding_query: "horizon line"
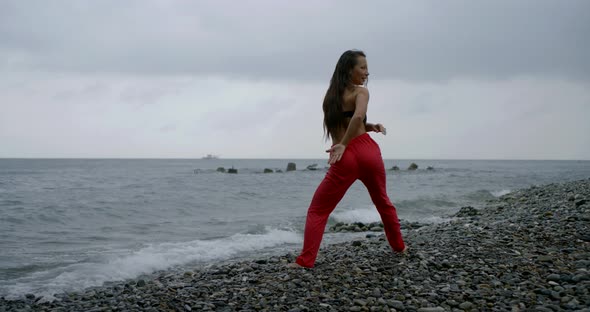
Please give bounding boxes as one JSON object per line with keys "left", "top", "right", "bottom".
{"left": 0, "top": 157, "right": 589, "bottom": 161}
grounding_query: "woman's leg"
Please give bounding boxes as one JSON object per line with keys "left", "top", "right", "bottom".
{"left": 358, "top": 140, "right": 405, "bottom": 252}
{"left": 295, "top": 154, "right": 358, "bottom": 268}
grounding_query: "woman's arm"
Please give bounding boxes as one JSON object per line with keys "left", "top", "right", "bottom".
{"left": 326, "top": 88, "right": 369, "bottom": 164}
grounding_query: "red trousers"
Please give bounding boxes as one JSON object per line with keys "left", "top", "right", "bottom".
{"left": 295, "top": 133, "right": 405, "bottom": 268}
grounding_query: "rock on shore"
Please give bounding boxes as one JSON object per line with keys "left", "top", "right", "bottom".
{"left": 2, "top": 179, "right": 589, "bottom": 311}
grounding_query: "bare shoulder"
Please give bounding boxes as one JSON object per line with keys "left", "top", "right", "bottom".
{"left": 355, "top": 86, "right": 369, "bottom": 97}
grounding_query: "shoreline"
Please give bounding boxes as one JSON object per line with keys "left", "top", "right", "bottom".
{"left": 2, "top": 179, "right": 589, "bottom": 311}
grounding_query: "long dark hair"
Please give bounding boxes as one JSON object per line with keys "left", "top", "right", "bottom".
{"left": 323, "top": 50, "right": 367, "bottom": 141}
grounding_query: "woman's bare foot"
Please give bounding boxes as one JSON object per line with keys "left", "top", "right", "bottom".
{"left": 286, "top": 262, "right": 304, "bottom": 269}
{"left": 394, "top": 246, "right": 408, "bottom": 255}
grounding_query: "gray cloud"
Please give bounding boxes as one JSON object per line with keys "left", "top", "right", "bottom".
{"left": 1, "top": 0, "right": 589, "bottom": 81}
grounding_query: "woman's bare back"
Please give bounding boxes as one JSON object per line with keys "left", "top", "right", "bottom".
{"left": 331, "top": 86, "right": 367, "bottom": 144}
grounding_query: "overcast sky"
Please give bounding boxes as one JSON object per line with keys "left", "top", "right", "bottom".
{"left": 1, "top": 0, "right": 589, "bottom": 159}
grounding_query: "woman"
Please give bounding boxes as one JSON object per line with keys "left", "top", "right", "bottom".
{"left": 289, "top": 50, "right": 406, "bottom": 268}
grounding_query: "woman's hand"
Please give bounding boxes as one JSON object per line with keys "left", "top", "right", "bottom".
{"left": 326, "top": 144, "right": 346, "bottom": 165}
{"left": 367, "top": 123, "right": 387, "bottom": 135}
{"left": 374, "top": 123, "right": 387, "bottom": 135}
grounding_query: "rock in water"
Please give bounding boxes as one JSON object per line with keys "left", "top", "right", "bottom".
{"left": 286, "top": 162, "right": 296, "bottom": 171}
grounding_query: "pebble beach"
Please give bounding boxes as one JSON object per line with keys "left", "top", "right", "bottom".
{"left": 2, "top": 178, "right": 589, "bottom": 312}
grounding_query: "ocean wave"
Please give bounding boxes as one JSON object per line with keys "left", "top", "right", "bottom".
{"left": 0, "top": 228, "right": 301, "bottom": 301}
{"left": 331, "top": 207, "right": 450, "bottom": 225}
{"left": 396, "top": 198, "right": 457, "bottom": 210}
{"left": 2, "top": 216, "right": 25, "bottom": 224}
{"left": 0, "top": 171, "right": 41, "bottom": 175}
{"left": 0, "top": 200, "right": 24, "bottom": 206}
{"left": 463, "top": 190, "right": 495, "bottom": 201}
{"left": 463, "top": 189, "right": 511, "bottom": 201}
{"left": 491, "top": 189, "right": 511, "bottom": 197}
{"left": 331, "top": 208, "right": 381, "bottom": 224}
{"left": 331, "top": 197, "right": 457, "bottom": 224}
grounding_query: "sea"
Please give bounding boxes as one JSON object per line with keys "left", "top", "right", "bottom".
{"left": 1, "top": 158, "right": 589, "bottom": 300}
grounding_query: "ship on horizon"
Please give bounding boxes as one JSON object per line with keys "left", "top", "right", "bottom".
{"left": 202, "top": 154, "right": 220, "bottom": 159}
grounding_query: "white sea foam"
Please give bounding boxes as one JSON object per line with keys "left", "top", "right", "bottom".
{"left": 492, "top": 189, "right": 512, "bottom": 197}
{"left": 331, "top": 207, "right": 381, "bottom": 224}
{"left": 1, "top": 228, "right": 300, "bottom": 301}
